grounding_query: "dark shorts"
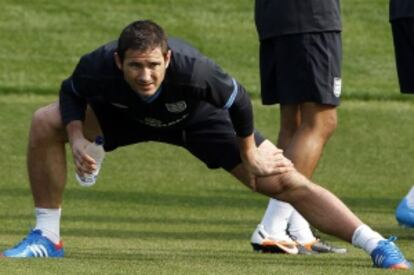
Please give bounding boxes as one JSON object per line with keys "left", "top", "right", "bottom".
{"left": 90, "top": 102, "right": 265, "bottom": 171}
{"left": 259, "top": 31, "right": 342, "bottom": 106}
{"left": 391, "top": 18, "right": 414, "bottom": 94}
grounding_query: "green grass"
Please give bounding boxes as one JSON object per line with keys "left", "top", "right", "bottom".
{"left": 1, "top": 0, "right": 414, "bottom": 274}
{"left": 1, "top": 95, "right": 414, "bottom": 274}
{"left": 0, "top": 0, "right": 408, "bottom": 100}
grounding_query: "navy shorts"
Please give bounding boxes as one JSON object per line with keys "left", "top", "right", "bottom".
{"left": 259, "top": 31, "right": 342, "bottom": 106}
{"left": 90, "top": 101, "right": 265, "bottom": 171}
{"left": 391, "top": 18, "right": 414, "bottom": 94}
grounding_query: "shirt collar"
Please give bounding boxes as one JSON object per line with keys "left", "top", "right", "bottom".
{"left": 140, "top": 85, "right": 163, "bottom": 104}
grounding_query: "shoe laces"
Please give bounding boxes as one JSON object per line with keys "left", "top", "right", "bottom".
{"left": 374, "top": 236, "right": 405, "bottom": 265}
{"left": 406, "top": 197, "right": 414, "bottom": 209}
{"left": 11, "top": 229, "right": 42, "bottom": 249}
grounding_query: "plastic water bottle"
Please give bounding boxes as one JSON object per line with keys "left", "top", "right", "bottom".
{"left": 75, "top": 136, "right": 105, "bottom": 187}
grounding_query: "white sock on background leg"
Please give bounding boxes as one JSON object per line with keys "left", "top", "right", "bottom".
{"left": 351, "top": 224, "right": 385, "bottom": 254}
{"left": 287, "top": 209, "right": 316, "bottom": 244}
{"left": 260, "top": 199, "right": 293, "bottom": 240}
{"left": 34, "top": 207, "right": 61, "bottom": 244}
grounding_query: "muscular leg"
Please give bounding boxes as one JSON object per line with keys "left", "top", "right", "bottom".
{"left": 281, "top": 103, "right": 337, "bottom": 178}
{"left": 256, "top": 105, "right": 299, "bottom": 243}
{"left": 282, "top": 103, "right": 338, "bottom": 242}
{"left": 28, "top": 103, "right": 68, "bottom": 208}
{"left": 28, "top": 101, "right": 101, "bottom": 208}
{"left": 277, "top": 104, "right": 300, "bottom": 151}
{"left": 259, "top": 103, "right": 337, "bottom": 245}
{"left": 236, "top": 140, "right": 361, "bottom": 242}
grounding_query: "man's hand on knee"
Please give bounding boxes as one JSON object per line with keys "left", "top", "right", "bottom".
{"left": 243, "top": 149, "right": 295, "bottom": 191}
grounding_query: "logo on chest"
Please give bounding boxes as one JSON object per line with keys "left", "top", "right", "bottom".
{"left": 165, "top": 101, "right": 187, "bottom": 113}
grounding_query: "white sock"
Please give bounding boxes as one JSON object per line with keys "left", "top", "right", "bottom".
{"left": 287, "top": 210, "right": 316, "bottom": 244}
{"left": 351, "top": 224, "right": 385, "bottom": 254}
{"left": 405, "top": 186, "right": 414, "bottom": 207}
{"left": 34, "top": 207, "right": 61, "bottom": 244}
{"left": 260, "top": 199, "right": 294, "bottom": 240}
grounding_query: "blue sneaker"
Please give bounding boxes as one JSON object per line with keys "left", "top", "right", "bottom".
{"left": 396, "top": 197, "right": 414, "bottom": 227}
{"left": 1, "top": 229, "right": 64, "bottom": 258}
{"left": 371, "top": 237, "right": 411, "bottom": 269}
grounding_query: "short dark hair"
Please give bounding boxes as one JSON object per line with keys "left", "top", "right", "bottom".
{"left": 117, "top": 20, "right": 169, "bottom": 61}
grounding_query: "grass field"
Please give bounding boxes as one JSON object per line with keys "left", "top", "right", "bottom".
{"left": 1, "top": 95, "right": 414, "bottom": 274}
{"left": 1, "top": 0, "right": 414, "bottom": 274}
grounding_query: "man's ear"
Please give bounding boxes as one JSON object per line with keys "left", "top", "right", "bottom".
{"left": 164, "top": 50, "right": 172, "bottom": 69}
{"left": 114, "top": 52, "right": 122, "bottom": 70}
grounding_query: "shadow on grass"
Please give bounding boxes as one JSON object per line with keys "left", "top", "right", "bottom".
{"left": 67, "top": 247, "right": 370, "bottom": 269}
{"left": 0, "top": 214, "right": 257, "bottom": 241}
{"left": 3, "top": 187, "right": 413, "bottom": 242}
{"left": 65, "top": 228, "right": 250, "bottom": 240}
{"left": 2, "top": 213, "right": 414, "bottom": 243}
{"left": 0, "top": 213, "right": 256, "bottom": 226}
{"left": 0, "top": 187, "right": 401, "bottom": 212}
{"left": 0, "top": 187, "right": 265, "bottom": 209}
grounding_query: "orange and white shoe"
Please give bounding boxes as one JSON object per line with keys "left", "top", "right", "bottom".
{"left": 250, "top": 224, "right": 299, "bottom": 254}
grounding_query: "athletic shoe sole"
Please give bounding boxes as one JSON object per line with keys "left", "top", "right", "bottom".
{"left": 251, "top": 240, "right": 299, "bottom": 255}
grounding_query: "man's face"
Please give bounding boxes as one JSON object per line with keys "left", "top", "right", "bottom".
{"left": 115, "top": 47, "right": 171, "bottom": 98}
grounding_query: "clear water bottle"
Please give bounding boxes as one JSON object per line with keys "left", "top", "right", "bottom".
{"left": 75, "top": 136, "right": 105, "bottom": 187}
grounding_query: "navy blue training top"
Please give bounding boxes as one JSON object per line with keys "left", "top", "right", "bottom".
{"left": 390, "top": 0, "right": 414, "bottom": 21}
{"left": 255, "top": 0, "right": 342, "bottom": 39}
{"left": 59, "top": 38, "right": 253, "bottom": 137}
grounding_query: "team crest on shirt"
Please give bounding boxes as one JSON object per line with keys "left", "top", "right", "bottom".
{"left": 165, "top": 101, "right": 187, "bottom": 113}
{"left": 333, "top": 77, "right": 342, "bottom": 98}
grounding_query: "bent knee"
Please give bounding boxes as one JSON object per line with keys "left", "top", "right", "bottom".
{"left": 317, "top": 112, "right": 337, "bottom": 137}
{"left": 30, "top": 104, "right": 66, "bottom": 144}
{"left": 321, "top": 114, "right": 338, "bottom": 136}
